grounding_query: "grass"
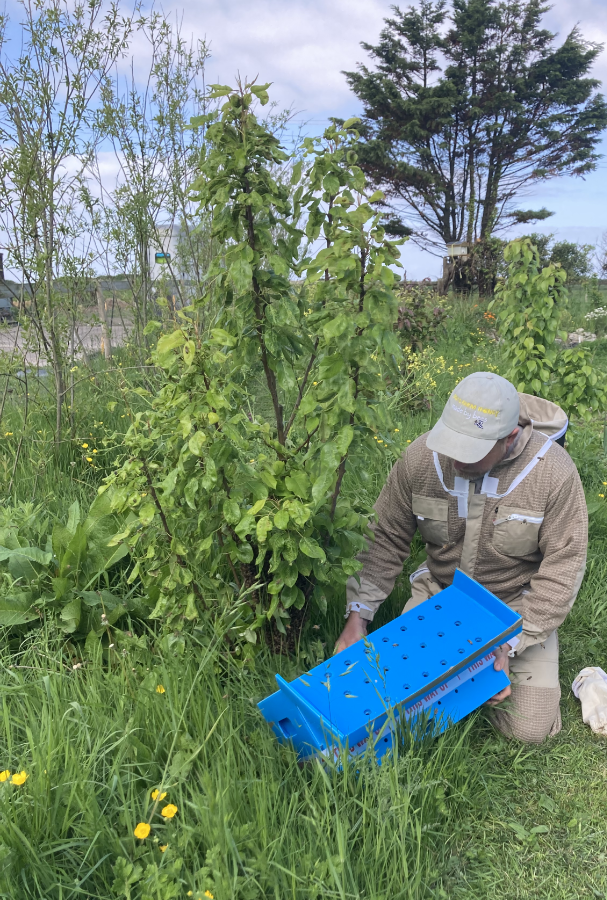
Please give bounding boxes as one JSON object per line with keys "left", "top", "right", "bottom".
{"left": 0, "top": 298, "right": 606, "bottom": 898}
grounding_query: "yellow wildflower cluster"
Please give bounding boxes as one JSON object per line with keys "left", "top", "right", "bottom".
{"left": 133, "top": 788, "right": 179, "bottom": 841}
{"left": 0, "top": 770, "right": 28, "bottom": 785}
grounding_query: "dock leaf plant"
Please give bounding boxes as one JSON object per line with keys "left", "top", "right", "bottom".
{"left": 102, "top": 80, "right": 404, "bottom": 655}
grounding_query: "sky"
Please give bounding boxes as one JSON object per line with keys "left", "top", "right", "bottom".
{"left": 160, "top": 0, "right": 607, "bottom": 279}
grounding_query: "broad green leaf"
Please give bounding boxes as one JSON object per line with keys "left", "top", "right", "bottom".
{"left": 188, "top": 431, "right": 207, "bottom": 456}
{"left": 249, "top": 498, "right": 267, "bottom": 516}
{"left": 274, "top": 508, "right": 290, "bottom": 529}
{"left": 210, "top": 328, "right": 237, "bottom": 348}
{"left": 284, "top": 471, "right": 311, "bottom": 499}
{"left": 60, "top": 596, "right": 82, "bottom": 634}
{"left": 139, "top": 502, "right": 156, "bottom": 527}
{"left": 256, "top": 515, "right": 273, "bottom": 543}
{"left": 67, "top": 500, "right": 81, "bottom": 535}
{"left": 157, "top": 330, "right": 186, "bottom": 355}
{"left": 223, "top": 499, "right": 241, "bottom": 525}
{"left": 299, "top": 536, "right": 326, "bottom": 561}
{"left": 0, "top": 545, "right": 52, "bottom": 566}
{"left": 183, "top": 340, "right": 196, "bottom": 365}
{"left": 0, "top": 595, "right": 37, "bottom": 626}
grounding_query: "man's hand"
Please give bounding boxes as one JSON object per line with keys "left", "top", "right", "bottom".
{"left": 485, "top": 644, "right": 512, "bottom": 706}
{"left": 334, "top": 611, "right": 367, "bottom": 654}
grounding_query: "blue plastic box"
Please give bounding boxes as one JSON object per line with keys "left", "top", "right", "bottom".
{"left": 258, "top": 570, "right": 522, "bottom": 762}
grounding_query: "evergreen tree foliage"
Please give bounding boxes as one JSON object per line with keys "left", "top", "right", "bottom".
{"left": 346, "top": 0, "right": 607, "bottom": 248}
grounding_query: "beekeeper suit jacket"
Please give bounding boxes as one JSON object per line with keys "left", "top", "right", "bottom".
{"left": 346, "top": 394, "right": 588, "bottom": 658}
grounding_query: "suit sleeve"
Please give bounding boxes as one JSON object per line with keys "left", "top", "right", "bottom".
{"left": 514, "top": 465, "right": 587, "bottom": 654}
{"left": 346, "top": 452, "right": 418, "bottom": 622}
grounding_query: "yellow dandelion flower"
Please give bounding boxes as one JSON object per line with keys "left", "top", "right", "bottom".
{"left": 205, "top": 893, "right": 214, "bottom": 899}
{"left": 599, "top": 494, "right": 605, "bottom": 499}
{"left": 134, "top": 822, "right": 151, "bottom": 840}
{"left": 406, "top": 439, "right": 411, "bottom": 443}
{"left": 159, "top": 844, "right": 168, "bottom": 852}
{"left": 151, "top": 789, "right": 167, "bottom": 801}
{"left": 92, "top": 449, "right": 98, "bottom": 454}
{"left": 11, "top": 771, "right": 27, "bottom": 785}
{"left": 4, "top": 432, "right": 12, "bottom": 436}
{"left": 161, "top": 803, "right": 178, "bottom": 819}
{"left": 603, "top": 482, "right": 607, "bottom": 486}
{"left": 394, "top": 428, "right": 399, "bottom": 432}
{"left": 187, "top": 894, "right": 193, "bottom": 898}
{"left": 313, "top": 381, "right": 318, "bottom": 385}
{"left": 81, "top": 443, "right": 88, "bottom": 448}
{"left": 86, "top": 457, "right": 93, "bottom": 462}
{"left": 0, "top": 770, "right": 10, "bottom": 782}
{"left": 156, "top": 684, "right": 165, "bottom": 694}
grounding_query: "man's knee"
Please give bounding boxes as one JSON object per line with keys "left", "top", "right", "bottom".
{"left": 490, "top": 685, "right": 561, "bottom": 743}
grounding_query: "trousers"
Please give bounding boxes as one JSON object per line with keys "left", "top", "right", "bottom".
{"left": 406, "top": 568, "right": 561, "bottom": 743}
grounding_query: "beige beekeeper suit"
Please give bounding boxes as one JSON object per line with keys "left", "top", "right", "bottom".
{"left": 346, "top": 394, "right": 588, "bottom": 742}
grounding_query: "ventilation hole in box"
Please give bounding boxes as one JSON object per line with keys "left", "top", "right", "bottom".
{"left": 422, "top": 671, "right": 429, "bottom": 678}
{"left": 384, "top": 737, "right": 389, "bottom": 742}
{"left": 435, "top": 604, "right": 442, "bottom": 610}
{"left": 454, "top": 689, "right": 459, "bottom": 694}
{"left": 364, "top": 709, "right": 371, "bottom": 716}
{"left": 344, "top": 659, "right": 351, "bottom": 665}
{"left": 420, "top": 643, "right": 426, "bottom": 649}
{"left": 440, "top": 659, "right": 447, "bottom": 666}
{"left": 402, "top": 654, "right": 408, "bottom": 661}
{"left": 475, "top": 637, "right": 482, "bottom": 642}
{"left": 403, "top": 684, "right": 410, "bottom": 690}
{"left": 383, "top": 667, "right": 390, "bottom": 672}
{"left": 438, "top": 700, "right": 442, "bottom": 705}
{"left": 364, "top": 678, "right": 370, "bottom": 684}
{"left": 437, "top": 631, "right": 444, "bottom": 637}
{"left": 418, "top": 615, "right": 425, "bottom": 621}
{"left": 278, "top": 718, "right": 297, "bottom": 739}
{"left": 454, "top": 620, "right": 461, "bottom": 626}
{"left": 382, "top": 637, "right": 389, "bottom": 643}
{"left": 471, "top": 678, "right": 475, "bottom": 682}
{"left": 400, "top": 625, "right": 407, "bottom": 632}
{"left": 458, "top": 648, "right": 464, "bottom": 654}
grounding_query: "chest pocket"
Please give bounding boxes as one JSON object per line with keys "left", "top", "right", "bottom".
{"left": 492, "top": 506, "right": 543, "bottom": 558}
{"left": 412, "top": 494, "right": 449, "bottom": 546}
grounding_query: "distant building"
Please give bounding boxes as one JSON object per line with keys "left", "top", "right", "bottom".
{"left": 149, "top": 224, "right": 186, "bottom": 281}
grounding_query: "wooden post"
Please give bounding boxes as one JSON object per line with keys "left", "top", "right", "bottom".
{"left": 96, "top": 280, "right": 111, "bottom": 359}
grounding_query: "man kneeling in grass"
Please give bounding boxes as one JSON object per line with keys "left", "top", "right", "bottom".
{"left": 336, "top": 372, "right": 588, "bottom": 743}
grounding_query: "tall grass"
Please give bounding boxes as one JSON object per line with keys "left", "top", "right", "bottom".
{"left": 0, "top": 628, "right": 487, "bottom": 900}
{"left": 0, "top": 305, "right": 606, "bottom": 898}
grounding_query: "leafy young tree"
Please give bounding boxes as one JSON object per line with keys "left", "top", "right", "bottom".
{"left": 0, "top": 0, "right": 133, "bottom": 437}
{"left": 103, "top": 81, "right": 404, "bottom": 652}
{"left": 491, "top": 238, "right": 607, "bottom": 421}
{"left": 346, "top": 0, "right": 607, "bottom": 254}
{"left": 93, "top": 15, "right": 210, "bottom": 345}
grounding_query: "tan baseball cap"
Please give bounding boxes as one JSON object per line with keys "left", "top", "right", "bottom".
{"left": 426, "top": 372, "right": 520, "bottom": 464}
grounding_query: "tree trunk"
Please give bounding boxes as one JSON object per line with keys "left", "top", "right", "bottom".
{"left": 96, "top": 280, "right": 112, "bottom": 359}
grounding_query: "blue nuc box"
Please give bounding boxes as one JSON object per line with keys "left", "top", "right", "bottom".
{"left": 258, "top": 570, "right": 522, "bottom": 763}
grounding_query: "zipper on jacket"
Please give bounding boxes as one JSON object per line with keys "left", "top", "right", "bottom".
{"left": 493, "top": 513, "right": 544, "bottom": 526}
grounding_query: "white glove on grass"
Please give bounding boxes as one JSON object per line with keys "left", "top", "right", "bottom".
{"left": 572, "top": 667, "right": 607, "bottom": 735}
